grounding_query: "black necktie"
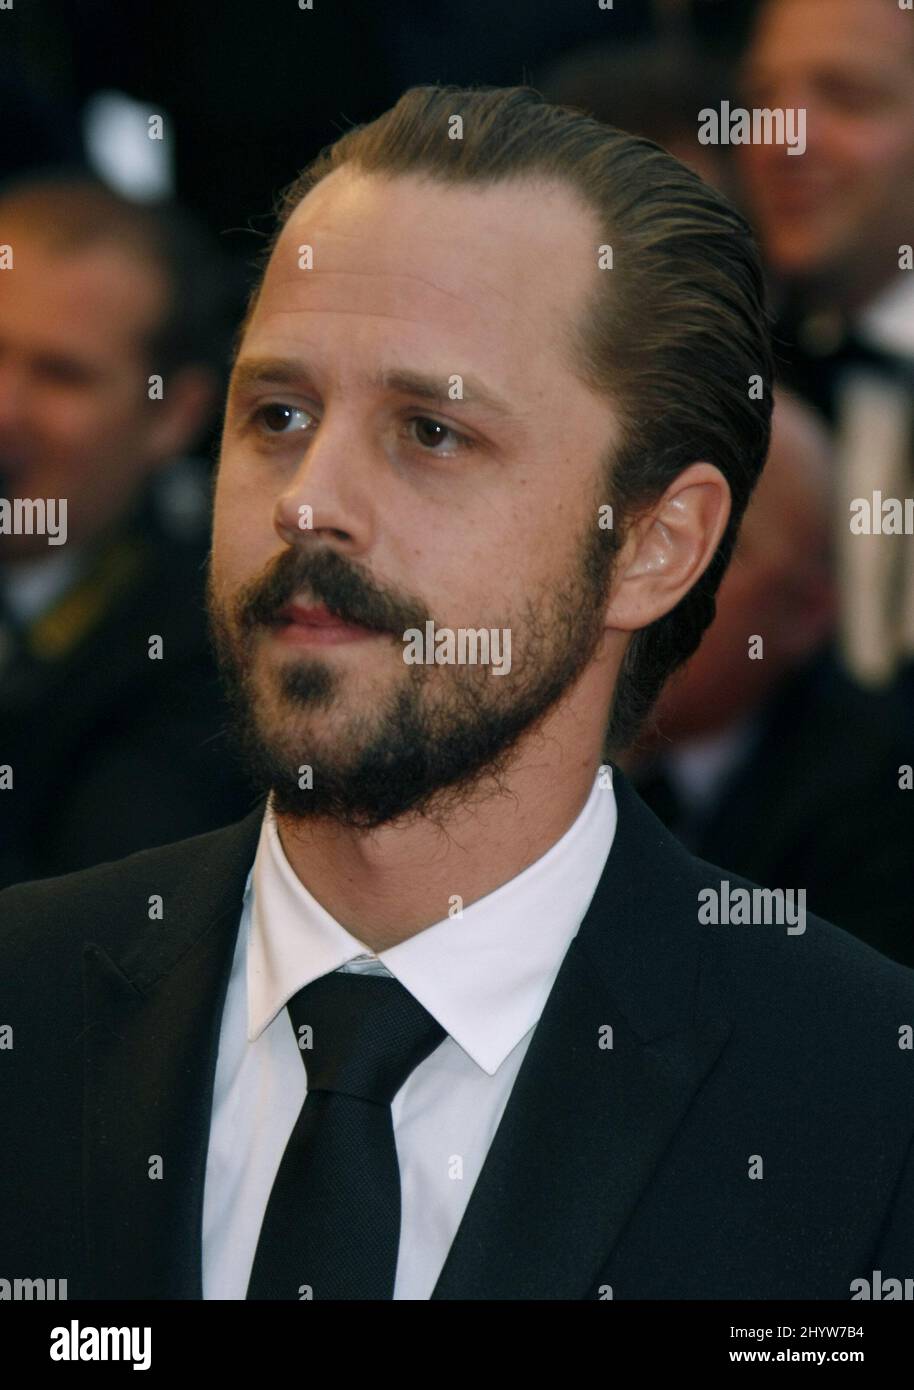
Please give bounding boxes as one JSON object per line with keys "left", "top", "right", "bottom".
{"left": 246, "top": 970, "right": 446, "bottom": 1300}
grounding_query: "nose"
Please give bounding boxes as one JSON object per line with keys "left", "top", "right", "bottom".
{"left": 272, "top": 411, "right": 374, "bottom": 555}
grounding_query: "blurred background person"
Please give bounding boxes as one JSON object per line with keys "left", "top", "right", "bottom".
{"left": 539, "top": 34, "right": 735, "bottom": 192}
{"left": 624, "top": 392, "right": 914, "bottom": 966}
{"left": 736, "top": 0, "right": 914, "bottom": 701}
{"left": 0, "top": 175, "right": 255, "bottom": 888}
{"left": 541, "top": 11, "right": 914, "bottom": 964}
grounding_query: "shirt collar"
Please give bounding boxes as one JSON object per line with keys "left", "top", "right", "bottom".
{"left": 246, "top": 768, "right": 617, "bottom": 1075}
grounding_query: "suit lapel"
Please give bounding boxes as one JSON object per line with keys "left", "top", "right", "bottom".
{"left": 431, "top": 770, "right": 733, "bottom": 1299}
{"left": 83, "top": 804, "right": 265, "bottom": 1298}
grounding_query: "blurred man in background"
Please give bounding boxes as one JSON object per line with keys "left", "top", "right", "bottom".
{"left": 737, "top": 0, "right": 914, "bottom": 696}
{"left": 539, "top": 36, "right": 734, "bottom": 192}
{"left": 628, "top": 392, "right": 914, "bottom": 965}
{"left": 542, "top": 25, "right": 914, "bottom": 961}
{"left": 0, "top": 175, "right": 254, "bottom": 887}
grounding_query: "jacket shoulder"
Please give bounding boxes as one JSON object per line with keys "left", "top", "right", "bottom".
{"left": 0, "top": 805, "right": 264, "bottom": 965}
{"left": 682, "top": 849, "right": 914, "bottom": 1033}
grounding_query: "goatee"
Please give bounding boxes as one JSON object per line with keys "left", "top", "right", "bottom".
{"left": 207, "top": 525, "right": 616, "bottom": 830}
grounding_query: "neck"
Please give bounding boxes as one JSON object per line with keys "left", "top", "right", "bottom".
{"left": 273, "top": 703, "right": 606, "bottom": 952}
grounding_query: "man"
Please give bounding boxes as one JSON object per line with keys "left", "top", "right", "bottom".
{"left": 2, "top": 86, "right": 913, "bottom": 1301}
{"left": 736, "top": 0, "right": 914, "bottom": 692}
{"left": 629, "top": 393, "right": 914, "bottom": 965}
{"left": 0, "top": 175, "right": 255, "bottom": 887}
{"left": 539, "top": 36, "right": 735, "bottom": 191}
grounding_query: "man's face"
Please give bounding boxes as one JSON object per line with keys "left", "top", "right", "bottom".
{"left": 738, "top": 0, "right": 914, "bottom": 292}
{"left": 210, "top": 169, "right": 621, "bottom": 828}
{"left": 0, "top": 228, "right": 168, "bottom": 557}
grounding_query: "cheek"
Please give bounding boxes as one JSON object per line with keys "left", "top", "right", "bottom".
{"left": 390, "top": 511, "right": 504, "bottom": 618}
{"left": 36, "top": 393, "right": 110, "bottom": 451}
{"left": 833, "top": 123, "right": 909, "bottom": 182}
{"left": 740, "top": 143, "right": 770, "bottom": 180}
{"left": 215, "top": 464, "right": 287, "bottom": 585}
{"left": 866, "top": 130, "right": 914, "bottom": 185}
{"left": 54, "top": 385, "right": 149, "bottom": 455}
{"left": 448, "top": 547, "right": 536, "bottom": 625}
{"left": 740, "top": 142, "right": 788, "bottom": 195}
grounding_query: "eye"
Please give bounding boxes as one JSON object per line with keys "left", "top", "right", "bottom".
{"left": 407, "top": 416, "right": 472, "bottom": 456}
{"left": 819, "top": 78, "right": 886, "bottom": 113}
{"left": 38, "top": 358, "right": 97, "bottom": 387}
{"left": 252, "top": 402, "right": 314, "bottom": 435}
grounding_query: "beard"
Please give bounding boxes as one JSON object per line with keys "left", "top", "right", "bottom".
{"left": 207, "top": 519, "right": 617, "bottom": 831}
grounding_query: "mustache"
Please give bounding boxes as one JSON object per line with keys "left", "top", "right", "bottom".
{"left": 234, "top": 546, "right": 430, "bottom": 637}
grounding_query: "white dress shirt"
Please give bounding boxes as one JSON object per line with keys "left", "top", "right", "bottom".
{"left": 202, "top": 767, "right": 617, "bottom": 1299}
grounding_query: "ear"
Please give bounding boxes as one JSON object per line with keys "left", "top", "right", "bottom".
{"left": 145, "top": 365, "right": 220, "bottom": 467}
{"left": 604, "top": 463, "right": 731, "bottom": 633}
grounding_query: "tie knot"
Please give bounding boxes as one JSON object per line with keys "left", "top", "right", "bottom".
{"left": 287, "top": 971, "right": 446, "bottom": 1105}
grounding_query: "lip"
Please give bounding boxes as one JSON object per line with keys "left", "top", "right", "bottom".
{"left": 270, "top": 602, "right": 381, "bottom": 646}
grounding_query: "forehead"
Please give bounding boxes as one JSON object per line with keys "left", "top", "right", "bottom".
{"left": 0, "top": 225, "right": 165, "bottom": 358}
{"left": 747, "top": 0, "right": 914, "bottom": 79}
{"left": 244, "top": 167, "right": 602, "bottom": 389}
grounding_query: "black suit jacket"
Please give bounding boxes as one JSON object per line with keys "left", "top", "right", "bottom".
{"left": 2, "top": 770, "right": 913, "bottom": 1299}
{"left": 638, "top": 653, "right": 914, "bottom": 967}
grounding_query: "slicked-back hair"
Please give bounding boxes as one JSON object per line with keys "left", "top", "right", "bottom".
{"left": 246, "top": 84, "right": 774, "bottom": 752}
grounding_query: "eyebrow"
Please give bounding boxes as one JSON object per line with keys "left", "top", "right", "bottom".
{"left": 229, "top": 355, "right": 522, "bottom": 424}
